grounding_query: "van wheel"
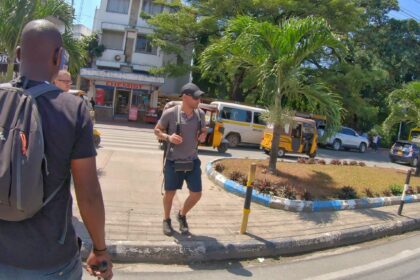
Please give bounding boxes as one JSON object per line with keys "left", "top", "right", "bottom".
{"left": 277, "top": 148, "right": 286, "bottom": 158}
{"left": 308, "top": 152, "right": 316, "bottom": 158}
{"left": 226, "top": 134, "right": 240, "bottom": 148}
{"left": 359, "top": 143, "right": 367, "bottom": 153}
{"left": 332, "top": 140, "right": 341, "bottom": 151}
{"left": 217, "top": 142, "right": 228, "bottom": 153}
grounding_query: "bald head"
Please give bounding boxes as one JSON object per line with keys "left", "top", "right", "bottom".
{"left": 17, "top": 19, "right": 63, "bottom": 82}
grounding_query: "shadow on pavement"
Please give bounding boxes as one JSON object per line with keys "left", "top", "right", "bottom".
{"left": 198, "top": 149, "right": 232, "bottom": 157}
{"left": 357, "top": 208, "right": 399, "bottom": 221}
{"left": 298, "top": 211, "right": 339, "bottom": 224}
{"left": 172, "top": 233, "right": 253, "bottom": 277}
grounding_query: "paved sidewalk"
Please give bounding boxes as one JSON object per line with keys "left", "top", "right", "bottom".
{"left": 72, "top": 148, "right": 420, "bottom": 263}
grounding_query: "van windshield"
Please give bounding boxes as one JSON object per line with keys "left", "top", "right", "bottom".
{"left": 411, "top": 130, "right": 420, "bottom": 143}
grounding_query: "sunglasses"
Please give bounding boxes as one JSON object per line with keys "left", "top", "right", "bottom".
{"left": 187, "top": 94, "right": 201, "bottom": 100}
{"left": 57, "top": 79, "right": 72, "bottom": 84}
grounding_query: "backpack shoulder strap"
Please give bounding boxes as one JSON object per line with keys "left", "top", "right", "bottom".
{"left": 176, "top": 105, "right": 181, "bottom": 135}
{"left": 25, "top": 83, "right": 61, "bottom": 99}
{"left": 194, "top": 108, "right": 204, "bottom": 133}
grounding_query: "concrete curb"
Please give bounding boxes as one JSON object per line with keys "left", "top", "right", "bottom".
{"left": 80, "top": 217, "right": 420, "bottom": 263}
{"left": 206, "top": 159, "right": 420, "bottom": 212}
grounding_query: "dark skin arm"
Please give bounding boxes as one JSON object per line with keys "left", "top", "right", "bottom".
{"left": 71, "top": 157, "right": 113, "bottom": 279}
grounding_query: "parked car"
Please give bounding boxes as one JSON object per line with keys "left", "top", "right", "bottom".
{"left": 389, "top": 140, "right": 419, "bottom": 167}
{"left": 326, "top": 126, "right": 369, "bottom": 153}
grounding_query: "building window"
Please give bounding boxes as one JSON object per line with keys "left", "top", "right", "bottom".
{"left": 106, "top": 0, "right": 130, "bottom": 14}
{"left": 101, "top": 30, "right": 124, "bottom": 50}
{"left": 135, "top": 34, "right": 157, "bottom": 54}
{"left": 142, "top": 0, "right": 163, "bottom": 15}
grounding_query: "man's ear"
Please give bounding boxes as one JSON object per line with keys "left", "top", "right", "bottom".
{"left": 16, "top": 46, "right": 21, "bottom": 63}
{"left": 53, "top": 47, "right": 63, "bottom": 67}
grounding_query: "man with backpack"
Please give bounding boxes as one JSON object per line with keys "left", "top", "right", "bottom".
{"left": 154, "top": 83, "right": 207, "bottom": 236}
{"left": 0, "top": 20, "right": 112, "bottom": 279}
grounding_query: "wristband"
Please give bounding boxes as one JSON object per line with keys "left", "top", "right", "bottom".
{"left": 93, "top": 247, "right": 107, "bottom": 253}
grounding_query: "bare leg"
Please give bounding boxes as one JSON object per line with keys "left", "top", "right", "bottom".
{"left": 163, "top": 191, "right": 176, "bottom": 220}
{"left": 180, "top": 191, "right": 202, "bottom": 216}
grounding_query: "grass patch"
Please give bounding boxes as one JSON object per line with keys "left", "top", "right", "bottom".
{"left": 217, "top": 159, "right": 420, "bottom": 200}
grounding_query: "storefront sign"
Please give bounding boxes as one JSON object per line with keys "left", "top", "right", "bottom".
{"left": 106, "top": 81, "right": 144, "bottom": 89}
{"left": 80, "top": 68, "right": 165, "bottom": 85}
{"left": 129, "top": 106, "right": 138, "bottom": 121}
{"left": 96, "top": 88, "right": 105, "bottom": 105}
{"left": 0, "top": 54, "right": 8, "bottom": 64}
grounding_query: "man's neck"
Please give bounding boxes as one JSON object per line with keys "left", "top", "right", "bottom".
{"left": 20, "top": 70, "right": 52, "bottom": 83}
{"left": 181, "top": 104, "right": 193, "bottom": 115}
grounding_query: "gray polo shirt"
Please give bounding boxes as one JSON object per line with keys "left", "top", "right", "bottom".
{"left": 158, "top": 105, "right": 205, "bottom": 161}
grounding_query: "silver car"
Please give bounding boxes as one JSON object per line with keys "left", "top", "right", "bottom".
{"left": 326, "top": 127, "right": 369, "bottom": 153}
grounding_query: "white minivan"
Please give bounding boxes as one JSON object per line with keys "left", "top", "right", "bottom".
{"left": 210, "top": 101, "right": 267, "bottom": 147}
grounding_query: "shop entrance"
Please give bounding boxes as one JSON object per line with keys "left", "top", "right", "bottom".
{"left": 115, "top": 90, "right": 130, "bottom": 116}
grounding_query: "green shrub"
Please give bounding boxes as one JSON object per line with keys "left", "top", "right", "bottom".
{"left": 330, "top": 159, "right": 342, "bottom": 165}
{"left": 306, "top": 158, "right": 316, "bottom": 164}
{"left": 363, "top": 188, "right": 374, "bottom": 198}
{"left": 302, "top": 189, "right": 313, "bottom": 201}
{"left": 277, "top": 185, "right": 297, "bottom": 200}
{"left": 349, "top": 161, "right": 358, "bottom": 166}
{"left": 342, "top": 160, "right": 348, "bottom": 166}
{"left": 214, "top": 163, "right": 225, "bottom": 173}
{"left": 297, "top": 157, "right": 306, "bottom": 164}
{"left": 229, "top": 171, "right": 246, "bottom": 183}
{"left": 382, "top": 190, "right": 392, "bottom": 197}
{"left": 358, "top": 161, "right": 366, "bottom": 167}
{"left": 389, "top": 184, "right": 403, "bottom": 196}
{"left": 337, "top": 186, "right": 358, "bottom": 200}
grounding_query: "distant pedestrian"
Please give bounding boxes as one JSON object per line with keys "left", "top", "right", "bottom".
{"left": 154, "top": 83, "right": 207, "bottom": 236}
{"left": 53, "top": 69, "right": 72, "bottom": 92}
{"left": 90, "top": 97, "right": 96, "bottom": 110}
{"left": 0, "top": 20, "right": 112, "bottom": 279}
{"left": 372, "top": 134, "right": 379, "bottom": 151}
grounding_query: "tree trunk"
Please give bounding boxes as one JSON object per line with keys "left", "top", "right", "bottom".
{"left": 231, "top": 69, "right": 245, "bottom": 102}
{"left": 268, "top": 123, "right": 282, "bottom": 173}
{"left": 268, "top": 94, "right": 283, "bottom": 173}
{"left": 6, "top": 52, "right": 16, "bottom": 81}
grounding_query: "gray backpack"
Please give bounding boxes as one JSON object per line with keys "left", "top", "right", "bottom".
{"left": 0, "top": 83, "right": 62, "bottom": 221}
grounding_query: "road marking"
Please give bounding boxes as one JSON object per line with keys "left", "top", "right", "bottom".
{"left": 307, "top": 247, "right": 420, "bottom": 280}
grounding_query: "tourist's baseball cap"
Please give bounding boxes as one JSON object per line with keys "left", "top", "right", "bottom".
{"left": 179, "top": 83, "right": 204, "bottom": 99}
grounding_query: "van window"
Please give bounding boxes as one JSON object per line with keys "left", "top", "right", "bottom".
{"left": 221, "top": 107, "right": 252, "bottom": 123}
{"left": 254, "top": 112, "right": 266, "bottom": 125}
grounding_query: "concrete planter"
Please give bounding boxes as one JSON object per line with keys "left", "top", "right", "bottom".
{"left": 206, "top": 159, "right": 420, "bottom": 212}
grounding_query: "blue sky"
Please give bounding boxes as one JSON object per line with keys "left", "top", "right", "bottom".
{"left": 69, "top": 0, "right": 420, "bottom": 29}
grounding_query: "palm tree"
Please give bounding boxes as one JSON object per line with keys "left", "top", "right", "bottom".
{"left": 0, "top": 0, "right": 85, "bottom": 81}
{"left": 201, "top": 16, "right": 343, "bottom": 172}
{"left": 383, "top": 81, "right": 420, "bottom": 176}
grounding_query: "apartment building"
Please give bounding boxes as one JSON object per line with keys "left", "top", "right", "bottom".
{"left": 80, "top": 0, "right": 191, "bottom": 121}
